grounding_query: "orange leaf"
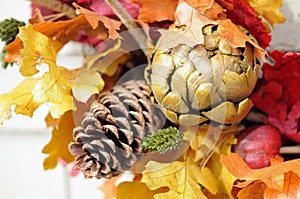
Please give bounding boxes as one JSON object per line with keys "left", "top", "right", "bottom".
{"left": 131, "top": 0, "right": 178, "bottom": 23}
{"left": 237, "top": 181, "right": 266, "bottom": 199}
{"left": 220, "top": 153, "right": 300, "bottom": 191}
{"left": 185, "top": 0, "right": 214, "bottom": 13}
{"left": 217, "top": 19, "right": 266, "bottom": 61}
{"left": 42, "top": 110, "right": 75, "bottom": 170}
{"left": 5, "top": 15, "right": 107, "bottom": 63}
{"left": 73, "top": 3, "right": 122, "bottom": 39}
{"left": 99, "top": 175, "right": 121, "bottom": 199}
{"left": 264, "top": 171, "right": 300, "bottom": 199}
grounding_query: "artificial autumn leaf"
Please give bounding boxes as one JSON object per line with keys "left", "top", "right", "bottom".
{"left": 251, "top": 51, "right": 300, "bottom": 143}
{"left": 264, "top": 171, "right": 300, "bottom": 199}
{"left": 173, "top": 0, "right": 217, "bottom": 44}
{"left": 116, "top": 180, "right": 164, "bottom": 199}
{"left": 217, "top": 19, "right": 265, "bottom": 60}
{"left": 72, "top": 40, "right": 130, "bottom": 103}
{"left": 141, "top": 149, "right": 218, "bottom": 199}
{"left": 130, "top": 0, "right": 178, "bottom": 23}
{"left": 237, "top": 181, "right": 266, "bottom": 199}
{"left": 72, "top": 71, "right": 104, "bottom": 103}
{"left": 74, "top": 3, "right": 122, "bottom": 39}
{"left": 0, "top": 25, "right": 75, "bottom": 124}
{"left": 215, "top": 0, "right": 271, "bottom": 49}
{"left": 5, "top": 14, "right": 107, "bottom": 63}
{"left": 248, "top": 0, "right": 285, "bottom": 28}
{"left": 220, "top": 153, "right": 300, "bottom": 191}
{"left": 42, "top": 110, "right": 75, "bottom": 170}
{"left": 99, "top": 174, "right": 123, "bottom": 199}
{"left": 18, "top": 24, "right": 62, "bottom": 76}
{"left": 207, "top": 136, "right": 237, "bottom": 198}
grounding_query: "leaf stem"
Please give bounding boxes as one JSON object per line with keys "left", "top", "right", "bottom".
{"left": 104, "top": 0, "right": 148, "bottom": 56}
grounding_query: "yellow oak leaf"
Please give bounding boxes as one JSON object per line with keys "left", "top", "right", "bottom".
{"left": 248, "top": 0, "right": 286, "bottom": 28}
{"left": 141, "top": 150, "right": 218, "bottom": 199}
{"left": 116, "top": 180, "right": 163, "bottom": 199}
{"left": 18, "top": 25, "right": 62, "bottom": 76}
{"left": 0, "top": 25, "right": 75, "bottom": 125}
{"left": 72, "top": 40, "right": 130, "bottom": 103}
{"left": 42, "top": 110, "right": 75, "bottom": 170}
{"left": 0, "top": 78, "right": 40, "bottom": 125}
{"left": 206, "top": 134, "right": 237, "bottom": 198}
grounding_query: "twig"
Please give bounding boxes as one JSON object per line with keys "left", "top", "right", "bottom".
{"left": 280, "top": 145, "right": 300, "bottom": 154}
{"left": 104, "top": 0, "right": 148, "bottom": 56}
{"left": 30, "top": 0, "right": 76, "bottom": 18}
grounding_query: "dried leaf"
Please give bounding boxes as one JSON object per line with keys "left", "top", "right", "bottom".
{"left": 131, "top": 0, "right": 178, "bottom": 23}
{"left": 74, "top": 3, "right": 122, "bottom": 39}
{"left": 42, "top": 110, "right": 75, "bottom": 170}
{"left": 220, "top": 153, "right": 300, "bottom": 191}
{"left": 99, "top": 175, "right": 122, "bottom": 199}
{"left": 248, "top": 0, "right": 286, "bottom": 28}
{"left": 141, "top": 150, "right": 218, "bottom": 199}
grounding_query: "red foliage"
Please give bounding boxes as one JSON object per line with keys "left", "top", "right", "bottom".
{"left": 251, "top": 51, "right": 300, "bottom": 143}
{"left": 215, "top": 0, "right": 271, "bottom": 49}
{"left": 233, "top": 125, "right": 282, "bottom": 169}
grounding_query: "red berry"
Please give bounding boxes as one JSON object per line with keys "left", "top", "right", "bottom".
{"left": 233, "top": 125, "right": 282, "bottom": 169}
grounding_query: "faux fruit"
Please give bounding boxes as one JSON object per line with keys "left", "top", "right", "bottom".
{"left": 233, "top": 125, "right": 282, "bottom": 169}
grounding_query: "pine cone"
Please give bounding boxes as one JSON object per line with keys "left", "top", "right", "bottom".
{"left": 145, "top": 24, "right": 260, "bottom": 126}
{"left": 69, "top": 80, "right": 165, "bottom": 179}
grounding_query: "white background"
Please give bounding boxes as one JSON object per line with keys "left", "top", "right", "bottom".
{"left": 0, "top": 0, "right": 299, "bottom": 199}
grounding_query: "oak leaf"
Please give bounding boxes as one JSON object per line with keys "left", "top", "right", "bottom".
{"left": 130, "top": 0, "right": 178, "bottom": 23}
{"left": 5, "top": 14, "right": 107, "bottom": 63}
{"left": 116, "top": 180, "right": 164, "bottom": 199}
{"left": 248, "top": 0, "right": 285, "bottom": 28}
{"left": 220, "top": 153, "right": 300, "bottom": 194}
{"left": 42, "top": 110, "right": 75, "bottom": 170}
{"left": 251, "top": 51, "right": 300, "bottom": 143}
{"left": 217, "top": 19, "right": 265, "bottom": 60}
{"left": 141, "top": 150, "right": 218, "bottom": 199}
{"left": 215, "top": 0, "right": 271, "bottom": 49}
{"left": 74, "top": 3, "right": 122, "bottom": 39}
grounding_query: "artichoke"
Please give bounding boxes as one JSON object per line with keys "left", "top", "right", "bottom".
{"left": 145, "top": 24, "right": 260, "bottom": 126}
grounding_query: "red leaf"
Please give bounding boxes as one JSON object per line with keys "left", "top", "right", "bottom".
{"left": 251, "top": 50, "right": 300, "bottom": 143}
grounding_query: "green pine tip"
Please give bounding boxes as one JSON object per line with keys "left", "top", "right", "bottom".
{"left": 0, "top": 18, "right": 25, "bottom": 44}
{"left": 141, "top": 126, "right": 183, "bottom": 154}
